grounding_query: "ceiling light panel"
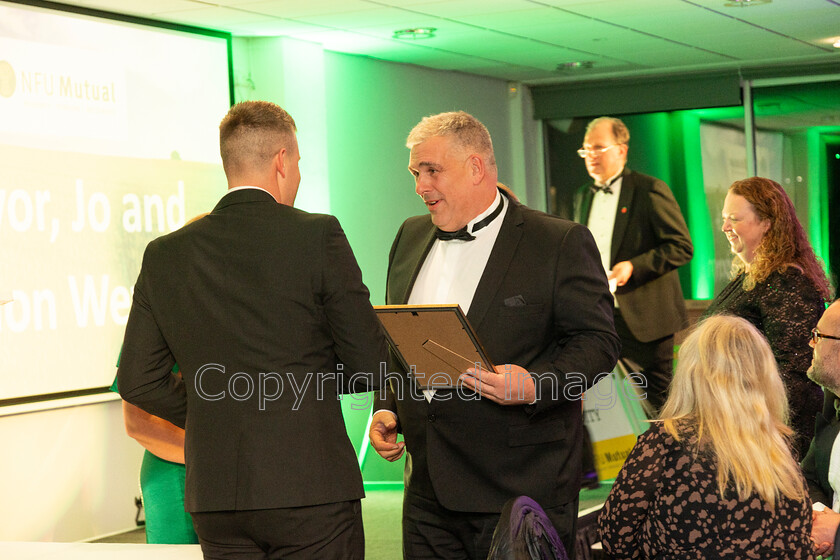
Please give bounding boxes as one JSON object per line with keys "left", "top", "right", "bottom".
{"left": 296, "top": 29, "right": 399, "bottom": 54}
{"left": 234, "top": 0, "right": 374, "bottom": 19}
{"left": 428, "top": 33, "right": 540, "bottom": 55}
{"left": 617, "top": 44, "right": 730, "bottom": 66}
{"left": 743, "top": 14, "right": 840, "bottom": 46}
{"left": 375, "top": 47, "right": 487, "bottom": 69}
{"left": 457, "top": 7, "right": 589, "bottom": 31}
{"left": 224, "top": 19, "right": 328, "bottom": 37}
{"left": 497, "top": 19, "right": 653, "bottom": 47}
{"left": 549, "top": 0, "right": 689, "bottom": 19}
{"left": 202, "top": 0, "right": 285, "bottom": 5}
{"left": 294, "top": 7, "right": 422, "bottom": 28}
{"left": 148, "top": 5, "right": 273, "bottom": 26}
{"left": 694, "top": 32, "right": 831, "bottom": 58}
{"left": 404, "top": 0, "right": 537, "bottom": 19}
{"left": 52, "top": 0, "right": 198, "bottom": 15}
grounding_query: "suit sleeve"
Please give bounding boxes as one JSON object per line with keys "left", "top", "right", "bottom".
{"left": 570, "top": 184, "right": 589, "bottom": 224}
{"left": 528, "top": 223, "right": 620, "bottom": 415}
{"left": 802, "top": 437, "right": 831, "bottom": 506}
{"left": 372, "top": 223, "right": 406, "bottom": 418}
{"left": 627, "top": 178, "right": 693, "bottom": 285}
{"left": 320, "top": 215, "right": 389, "bottom": 394}
{"left": 117, "top": 244, "right": 187, "bottom": 429}
{"left": 801, "top": 391, "right": 836, "bottom": 505}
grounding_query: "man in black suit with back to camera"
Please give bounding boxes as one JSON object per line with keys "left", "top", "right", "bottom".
{"left": 369, "top": 110, "right": 620, "bottom": 559}
{"left": 574, "top": 116, "right": 693, "bottom": 415}
{"left": 117, "top": 100, "right": 387, "bottom": 560}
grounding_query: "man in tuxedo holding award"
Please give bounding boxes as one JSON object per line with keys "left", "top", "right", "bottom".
{"left": 369, "top": 111, "right": 620, "bottom": 559}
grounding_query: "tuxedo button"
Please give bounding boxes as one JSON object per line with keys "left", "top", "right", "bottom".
{"left": 428, "top": 414, "right": 436, "bottom": 422}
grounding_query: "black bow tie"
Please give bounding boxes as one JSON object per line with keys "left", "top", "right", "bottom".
{"left": 435, "top": 227, "right": 475, "bottom": 241}
{"left": 590, "top": 184, "right": 614, "bottom": 195}
{"left": 434, "top": 197, "right": 504, "bottom": 242}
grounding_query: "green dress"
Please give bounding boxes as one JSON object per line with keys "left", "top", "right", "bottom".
{"left": 112, "top": 360, "right": 198, "bottom": 544}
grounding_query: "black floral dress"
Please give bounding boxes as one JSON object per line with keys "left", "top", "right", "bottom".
{"left": 598, "top": 422, "right": 815, "bottom": 559}
{"left": 704, "top": 267, "right": 825, "bottom": 459}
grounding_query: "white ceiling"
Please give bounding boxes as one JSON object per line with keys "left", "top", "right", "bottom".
{"left": 51, "top": 0, "right": 840, "bottom": 84}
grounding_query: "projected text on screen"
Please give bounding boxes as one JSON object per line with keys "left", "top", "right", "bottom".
{"left": 0, "top": 1, "right": 232, "bottom": 401}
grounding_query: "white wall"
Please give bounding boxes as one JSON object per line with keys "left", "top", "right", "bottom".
{"left": 0, "top": 397, "right": 144, "bottom": 541}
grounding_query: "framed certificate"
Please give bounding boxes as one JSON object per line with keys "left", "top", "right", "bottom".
{"left": 374, "top": 304, "right": 495, "bottom": 388}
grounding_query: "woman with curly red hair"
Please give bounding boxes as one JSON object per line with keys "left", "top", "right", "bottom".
{"left": 705, "top": 176, "right": 831, "bottom": 459}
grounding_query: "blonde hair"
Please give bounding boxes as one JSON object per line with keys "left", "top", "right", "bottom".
{"left": 406, "top": 111, "right": 496, "bottom": 169}
{"left": 185, "top": 212, "right": 209, "bottom": 227}
{"left": 660, "top": 314, "right": 806, "bottom": 508}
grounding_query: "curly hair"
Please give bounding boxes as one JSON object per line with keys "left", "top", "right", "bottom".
{"left": 729, "top": 177, "right": 831, "bottom": 300}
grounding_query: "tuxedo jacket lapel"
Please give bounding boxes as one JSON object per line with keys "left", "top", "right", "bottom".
{"left": 387, "top": 192, "right": 524, "bottom": 331}
{"left": 576, "top": 188, "right": 594, "bottom": 225}
{"left": 386, "top": 222, "right": 436, "bottom": 305}
{"left": 467, "top": 197, "right": 524, "bottom": 333}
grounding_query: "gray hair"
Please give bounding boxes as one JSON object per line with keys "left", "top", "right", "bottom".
{"left": 406, "top": 111, "right": 496, "bottom": 168}
{"left": 585, "top": 116, "right": 630, "bottom": 145}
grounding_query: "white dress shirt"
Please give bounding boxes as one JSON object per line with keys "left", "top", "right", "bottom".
{"left": 829, "top": 424, "right": 840, "bottom": 510}
{"left": 408, "top": 190, "right": 507, "bottom": 400}
{"left": 587, "top": 171, "right": 623, "bottom": 301}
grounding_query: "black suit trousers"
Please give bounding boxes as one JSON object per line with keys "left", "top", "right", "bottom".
{"left": 613, "top": 309, "right": 674, "bottom": 415}
{"left": 190, "top": 500, "right": 364, "bottom": 560}
{"left": 402, "top": 491, "right": 577, "bottom": 560}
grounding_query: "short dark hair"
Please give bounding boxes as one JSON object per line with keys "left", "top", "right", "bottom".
{"left": 219, "top": 101, "right": 297, "bottom": 178}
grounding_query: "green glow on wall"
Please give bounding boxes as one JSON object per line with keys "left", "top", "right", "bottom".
{"left": 807, "top": 129, "right": 824, "bottom": 266}
{"left": 240, "top": 37, "right": 331, "bottom": 215}
{"left": 675, "top": 111, "right": 716, "bottom": 299}
{"left": 690, "top": 106, "right": 746, "bottom": 122}
{"left": 809, "top": 127, "right": 837, "bottom": 276}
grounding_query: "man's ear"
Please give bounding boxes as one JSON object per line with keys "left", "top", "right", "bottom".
{"left": 468, "top": 154, "right": 485, "bottom": 184}
{"left": 618, "top": 143, "right": 629, "bottom": 160}
{"left": 274, "top": 148, "right": 288, "bottom": 179}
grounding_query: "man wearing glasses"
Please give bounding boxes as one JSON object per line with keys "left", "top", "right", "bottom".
{"left": 573, "top": 116, "right": 693, "bottom": 416}
{"left": 803, "top": 299, "right": 840, "bottom": 558}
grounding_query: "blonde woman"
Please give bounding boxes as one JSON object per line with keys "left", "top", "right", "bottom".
{"left": 599, "top": 315, "right": 814, "bottom": 559}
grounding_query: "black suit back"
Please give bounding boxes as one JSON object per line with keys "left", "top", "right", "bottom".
{"left": 119, "top": 188, "right": 387, "bottom": 512}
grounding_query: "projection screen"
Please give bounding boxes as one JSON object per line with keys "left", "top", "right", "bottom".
{"left": 0, "top": 0, "right": 233, "bottom": 403}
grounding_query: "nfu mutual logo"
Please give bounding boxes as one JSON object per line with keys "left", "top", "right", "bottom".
{"left": 13, "top": 64, "right": 117, "bottom": 103}
{"left": 0, "top": 41, "right": 122, "bottom": 107}
{"left": 0, "top": 39, "right": 126, "bottom": 138}
{"left": 0, "top": 60, "right": 15, "bottom": 98}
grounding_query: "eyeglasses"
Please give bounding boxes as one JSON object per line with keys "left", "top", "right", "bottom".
{"left": 811, "top": 328, "right": 840, "bottom": 344}
{"left": 577, "top": 145, "right": 617, "bottom": 158}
